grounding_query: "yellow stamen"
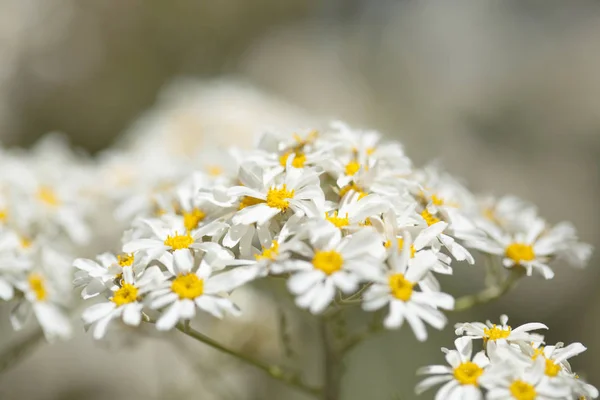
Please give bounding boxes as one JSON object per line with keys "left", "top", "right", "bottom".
{"left": 279, "top": 151, "right": 306, "bottom": 168}
{"left": 453, "top": 361, "right": 483, "bottom": 385}
{"left": 266, "top": 185, "right": 294, "bottom": 211}
{"left": 117, "top": 253, "right": 134, "bottom": 267}
{"left": 28, "top": 274, "right": 47, "bottom": 301}
{"left": 112, "top": 283, "right": 138, "bottom": 306}
{"left": 171, "top": 273, "right": 204, "bottom": 299}
{"left": 164, "top": 232, "right": 194, "bottom": 250}
{"left": 0, "top": 208, "right": 7, "bottom": 222}
{"left": 509, "top": 380, "right": 536, "bottom": 400}
{"left": 312, "top": 250, "right": 343, "bottom": 275}
{"left": 366, "top": 147, "right": 376, "bottom": 156}
{"left": 238, "top": 196, "right": 264, "bottom": 210}
{"left": 37, "top": 186, "right": 60, "bottom": 206}
{"left": 183, "top": 208, "right": 206, "bottom": 232}
{"left": 388, "top": 273, "right": 414, "bottom": 301}
{"left": 483, "top": 324, "right": 511, "bottom": 342}
{"left": 325, "top": 211, "right": 350, "bottom": 228}
{"left": 20, "top": 236, "right": 32, "bottom": 249}
{"left": 255, "top": 240, "right": 279, "bottom": 261}
{"left": 544, "top": 359, "right": 561, "bottom": 377}
{"left": 431, "top": 194, "right": 444, "bottom": 206}
{"left": 344, "top": 160, "right": 361, "bottom": 176}
{"left": 421, "top": 209, "right": 441, "bottom": 226}
{"left": 506, "top": 243, "right": 535, "bottom": 264}
{"left": 339, "top": 183, "right": 367, "bottom": 199}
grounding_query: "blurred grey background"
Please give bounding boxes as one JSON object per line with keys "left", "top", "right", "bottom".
{"left": 0, "top": 1, "right": 599, "bottom": 399}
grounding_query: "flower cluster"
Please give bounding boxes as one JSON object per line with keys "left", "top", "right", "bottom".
{"left": 417, "top": 315, "right": 598, "bottom": 399}
{"left": 74, "top": 121, "right": 592, "bottom": 343}
{"left": 0, "top": 135, "right": 94, "bottom": 341}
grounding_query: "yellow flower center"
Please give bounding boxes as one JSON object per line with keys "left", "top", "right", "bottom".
{"left": 431, "top": 194, "right": 444, "bottom": 206}
{"left": 183, "top": 208, "right": 206, "bottom": 232}
{"left": 506, "top": 243, "right": 535, "bottom": 264}
{"left": 385, "top": 237, "right": 415, "bottom": 257}
{"left": 509, "top": 380, "right": 536, "bottom": 400}
{"left": 0, "top": 208, "right": 7, "bottom": 222}
{"left": 164, "top": 232, "right": 194, "bottom": 250}
{"left": 483, "top": 324, "right": 511, "bottom": 342}
{"left": 388, "top": 273, "right": 414, "bottom": 301}
{"left": 117, "top": 253, "right": 134, "bottom": 267}
{"left": 366, "top": 147, "right": 376, "bottom": 156}
{"left": 20, "top": 236, "right": 32, "bottom": 249}
{"left": 453, "top": 361, "right": 484, "bottom": 386}
{"left": 37, "top": 186, "right": 60, "bottom": 206}
{"left": 28, "top": 274, "right": 47, "bottom": 301}
{"left": 238, "top": 196, "right": 264, "bottom": 210}
{"left": 112, "top": 283, "right": 138, "bottom": 306}
{"left": 266, "top": 185, "right": 294, "bottom": 211}
{"left": 206, "top": 165, "right": 223, "bottom": 176}
{"left": 344, "top": 160, "right": 361, "bottom": 176}
{"left": 171, "top": 273, "right": 204, "bottom": 299}
{"left": 339, "top": 183, "right": 368, "bottom": 199}
{"left": 280, "top": 151, "right": 306, "bottom": 168}
{"left": 325, "top": 211, "right": 350, "bottom": 228}
{"left": 544, "top": 359, "right": 561, "bottom": 377}
{"left": 421, "top": 209, "right": 441, "bottom": 226}
{"left": 255, "top": 240, "right": 279, "bottom": 261}
{"left": 312, "top": 250, "right": 344, "bottom": 275}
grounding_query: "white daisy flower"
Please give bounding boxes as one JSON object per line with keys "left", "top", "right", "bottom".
{"left": 464, "top": 216, "right": 591, "bottom": 279}
{"left": 11, "top": 249, "right": 73, "bottom": 341}
{"left": 484, "top": 357, "right": 571, "bottom": 400}
{"left": 149, "top": 251, "right": 242, "bottom": 331}
{"left": 361, "top": 234, "right": 454, "bottom": 340}
{"left": 73, "top": 252, "right": 147, "bottom": 299}
{"left": 455, "top": 315, "right": 547, "bottom": 350}
{"left": 227, "top": 165, "right": 325, "bottom": 226}
{"left": 82, "top": 265, "right": 164, "bottom": 339}
{"left": 416, "top": 337, "right": 490, "bottom": 399}
{"left": 283, "top": 225, "right": 384, "bottom": 314}
{"left": 123, "top": 218, "right": 230, "bottom": 265}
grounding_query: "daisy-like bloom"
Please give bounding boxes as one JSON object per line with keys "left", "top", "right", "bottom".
{"left": 11, "top": 250, "right": 73, "bottom": 341}
{"left": 315, "top": 191, "right": 391, "bottom": 233}
{"left": 324, "top": 121, "right": 412, "bottom": 177}
{"left": 282, "top": 224, "right": 384, "bottom": 314}
{"left": 82, "top": 265, "right": 164, "bottom": 339}
{"left": 122, "top": 218, "right": 230, "bottom": 264}
{"left": 73, "top": 252, "right": 147, "bottom": 299}
{"left": 227, "top": 164, "right": 325, "bottom": 226}
{"left": 361, "top": 233, "right": 454, "bottom": 340}
{"left": 416, "top": 337, "right": 490, "bottom": 400}
{"left": 148, "top": 251, "right": 242, "bottom": 331}
{"left": 455, "top": 315, "right": 547, "bottom": 354}
{"left": 484, "top": 357, "right": 571, "bottom": 400}
{"left": 516, "top": 341, "right": 599, "bottom": 398}
{"left": 222, "top": 214, "right": 304, "bottom": 284}
{"left": 464, "top": 214, "right": 591, "bottom": 279}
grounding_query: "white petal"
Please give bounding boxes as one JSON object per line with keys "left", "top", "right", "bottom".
{"left": 156, "top": 301, "right": 182, "bottom": 331}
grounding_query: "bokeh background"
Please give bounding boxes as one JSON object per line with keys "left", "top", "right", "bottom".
{"left": 1, "top": 1, "right": 599, "bottom": 399}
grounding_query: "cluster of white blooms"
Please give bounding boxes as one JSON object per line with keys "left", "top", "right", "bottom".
{"left": 73, "top": 121, "right": 592, "bottom": 343}
{"left": 0, "top": 135, "right": 94, "bottom": 341}
{"left": 417, "top": 315, "right": 598, "bottom": 399}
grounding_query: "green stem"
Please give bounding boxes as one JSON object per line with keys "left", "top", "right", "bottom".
{"left": 146, "top": 318, "right": 321, "bottom": 397}
{"left": 453, "top": 268, "right": 525, "bottom": 312}
{"left": 320, "top": 319, "right": 342, "bottom": 400}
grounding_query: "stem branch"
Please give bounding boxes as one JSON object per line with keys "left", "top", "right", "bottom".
{"left": 453, "top": 268, "right": 525, "bottom": 312}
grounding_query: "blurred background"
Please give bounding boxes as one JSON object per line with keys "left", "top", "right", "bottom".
{"left": 1, "top": 0, "right": 599, "bottom": 399}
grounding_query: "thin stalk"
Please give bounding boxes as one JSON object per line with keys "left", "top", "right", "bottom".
{"left": 145, "top": 318, "right": 321, "bottom": 397}
{"left": 453, "top": 268, "right": 525, "bottom": 312}
{"left": 320, "top": 319, "right": 342, "bottom": 400}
